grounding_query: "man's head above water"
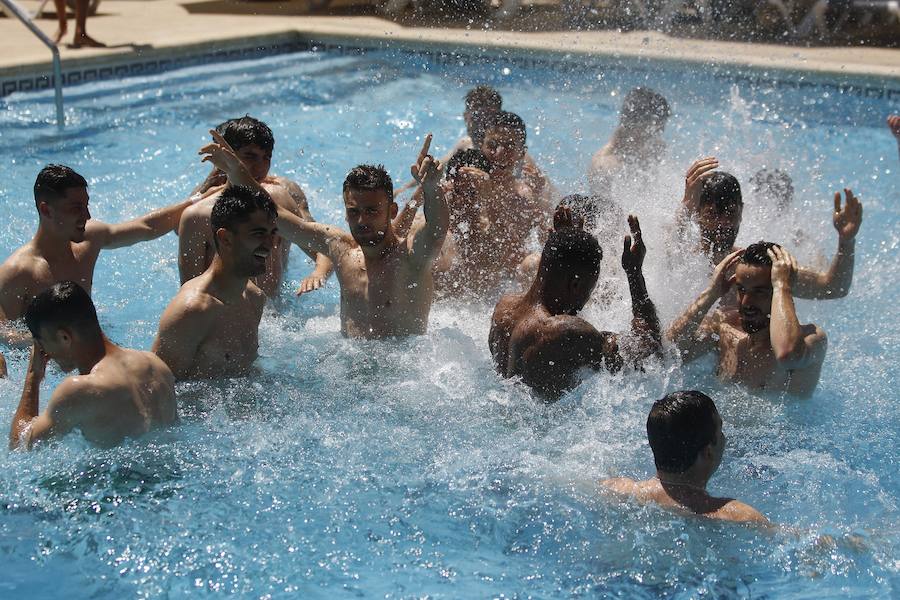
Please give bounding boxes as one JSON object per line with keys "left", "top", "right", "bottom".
{"left": 464, "top": 86, "right": 502, "bottom": 147}
{"left": 342, "top": 164, "right": 398, "bottom": 248}
{"left": 210, "top": 185, "right": 278, "bottom": 277}
{"left": 214, "top": 116, "right": 275, "bottom": 183}
{"left": 733, "top": 241, "right": 780, "bottom": 334}
{"left": 536, "top": 228, "right": 603, "bottom": 316}
{"left": 481, "top": 111, "right": 527, "bottom": 174}
{"left": 647, "top": 390, "right": 724, "bottom": 481}
{"left": 697, "top": 171, "right": 743, "bottom": 256}
{"left": 24, "top": 281, "right": 103, "bottom": 374}
{"left": 619, "top": 87, "right": 671, "bottom": 137}
{"left": 33, "top": 164, "right": 91, "bottom": 243}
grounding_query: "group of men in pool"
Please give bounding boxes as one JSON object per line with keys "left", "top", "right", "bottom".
{"left": 2, "top": 87, "right": 888, "bottom": 526}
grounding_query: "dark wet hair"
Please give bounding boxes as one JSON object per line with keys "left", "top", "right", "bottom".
{"left": 33, "top": 164, "right": 88, "bottom": 210}
{"left": 485, "top": 111, "right": 526, "bottom": 146}
{"left": 740, "top": 241, "right": 778, "bottom": 267}
{"left": 538, "top": 228, "right": 603, "bottom": 278}
{"left": 343, "top": 164, "right": 393, "bottom": 200}
{"left": 24, "top": 281, "right": 101, "bottom": 340}
{"left": 556, "top": 194, "right": 603, "bottom": 231}
{"left": 620, "top": 87, "right": 671, "bottom": 128}
{"left": 210, "top": 185, "right": 277, "bottom": 248}
{"left": 647, "top": 390, "right": 719, "bottom": 473}
{"left": 750, "top": 168, "right": 794, "bottom": 210}
{"left": 215, "top": 116, "right": 274, "bottom": 154}
{"left": 446, "top": 148, "right": 491, "bottom": 180}
{"left": 699, "top": 171, "right": 743, "bottom": 214}
{"left": 464, "top": 86, "right": 502, "bottom": 112}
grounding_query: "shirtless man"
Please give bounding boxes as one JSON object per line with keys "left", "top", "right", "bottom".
{"left": 602, "top": 390, "right": 768, "bottom": 525}
{"left": 0, "top": 164, "right": 194, "bottom": 346}
{"left": 678, "top": 157, "right": 863, "bottom": 300}
{"left": 202, "top": 129, "right": 448, "bottom": 339}
{"left": 489, "top": 212, "right": 661, "bottom": 400}
{"left": 889, "top": 115, "right": 900, "bottom": 162}
{"left": 667, "top": 242, "right": 827, "bottom": 397}
{"left": 9, "top": 282, "right": 176, "bottom": 450}
{"left": 153, "top": 186, "right": 272, "bottom": 380}
{"left": 589, "top": 87, "right": 670, "bottom": 193}
{"left": 178, "top": 116, "right": 331, "bottom": 298}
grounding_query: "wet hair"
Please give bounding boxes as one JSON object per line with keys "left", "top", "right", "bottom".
{"left": 740, "top": 241, "right": 778, "bottom": 267}
{"left": 620, "top": 87, "right": 671, "bottom": 128}
{"left": 484, "top": 111, "right": 527, "bottom": 146}
{"left": 445, "top": 148, "right": 491, "bottom": 180}
{"left": 699, "top": 171, "right": 743, "bottom": 214}
{"left": 215, "top": 116, "right": 274, "bottom": 153}
{"left": 647, "top": 390, "right": 719, "bottom": 473}
{"left": 24, "top": 281, "right": 101, "bottom": 341}
{"left": 33, "top": 164, "right": 88, "bottom": 210}
{"left": 210, "top": 185, "right": 277, "bottom": 248}
{"left": 556, "top": 194, "right": 602, "bottom": 231}
{"left": 538, "top": 228, "right": 603, "bottom": 279}
{"left": 464, "top": 86, "right": 502, "bottom": 112}
{"left": 750, "top": 168, "right": 794, "bottom": 210}
{"left": 343, "top": 164, "right": 393, "bottom": 200}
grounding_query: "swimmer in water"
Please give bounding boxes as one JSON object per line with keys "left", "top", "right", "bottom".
{"left": 178, "top": 116, "right": 332, "bottom": 298}
{"left": 9, "top": 282, "right": 176, "bottom": 450}
{"left": 153, "top": 186, "right": 273, "bottom": 380}
{"left": 0, "top": 164, "right": 194, "bottom": 348}
{"left": 889, "top": 115, "right": 900, "bottom": 162}
{"left": 589, "top": 87, "right": 670, "bottom": 193}
{"left": 668, "top": 242, "right": 827, "bottom": 397}
{"left": 677, "top": 157, "right": 863, "bottom": 301}
{"left": 489, "top": 209, "right": 661, "bottom": 400}
{"left": 203, "top": 130, "right": 449, "bottom": 339}
{"left": 601, "top": 390, "right": 768, "bottom": 525}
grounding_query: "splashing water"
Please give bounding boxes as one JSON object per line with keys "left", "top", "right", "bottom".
{"left": 0, "top": 48, "right": 898, "bottom": 596}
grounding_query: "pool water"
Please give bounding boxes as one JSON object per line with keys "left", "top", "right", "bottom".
{"left": 0, "top": 47, "right": 898, "bottom": 598}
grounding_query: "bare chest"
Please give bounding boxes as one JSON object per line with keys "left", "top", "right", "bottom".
{"left": 717, "top": 322, "right": 789, "bottom": 390}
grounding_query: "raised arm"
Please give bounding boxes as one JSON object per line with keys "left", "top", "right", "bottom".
{"left": 768, "top": 247, "right": 827, "bottom": 371}
{"left": 676, "top": 157, "right": 719, "bottom": 234}
{"left": 619, "top": 216, "right": 662, "bottom": 365}
{"left": 93, "top": 196, "right": 194, "bottom": 250}
{"left": 393, "top": 185, "right": 424, "bottom": 239}
{"left": 408, "top": 134, "right": 450, "bottom": 267}
{"left": 667, "top": 249, "right": 742, "bottom": 362}
{"left": 9, "top": 343, "right": 73, "bottom": 449}
{"left": 177, "top": 205, "right": 211, "bottom": 285}
{"left": 794, "top": 189, "right": 862, "bottom": 300}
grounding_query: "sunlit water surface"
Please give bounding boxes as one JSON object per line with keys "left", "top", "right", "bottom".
{"left": 0, "top": 48, "right": 898, "bottom": 598}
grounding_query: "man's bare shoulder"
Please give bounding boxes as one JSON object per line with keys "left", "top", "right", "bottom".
{"left": 262, "top": 180, "right": 302, "bottom": 215}
{"left": 492, "top": 292, "right": 526, "bottom": 320}
{"left": 168, "top": 280, "right": 222, "bottom": 315}
{"left": 0, "top": 244, "right": 42, "bottom": 281}
{"left": 710, "top": 499, "right": 769, "bottom": 525}
{"left": 600, "top": 476, "right": 640, "bottom": 495}
{"left": 246, "top": 281, "right": 268, "bottom": 308}
{"left": 181, "top": 197, "right": 215, "bottom": 222}
{"left": 267, "top": 176, "right": 308, "bottom": 209}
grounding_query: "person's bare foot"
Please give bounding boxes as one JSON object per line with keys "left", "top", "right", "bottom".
{"left": 52, "top": 24, "right": 67, "bottom": 45}
{"left": 70, "top": 32, "right": 106, "bottom": 48}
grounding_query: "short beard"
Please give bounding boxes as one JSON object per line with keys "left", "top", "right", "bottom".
{"left": 740, "top": 316, "right": 769, "bottom": 334}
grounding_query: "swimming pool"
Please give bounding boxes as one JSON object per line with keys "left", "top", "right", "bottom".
{"left": 0, "top": 45, "right": 898, "bottom": 597}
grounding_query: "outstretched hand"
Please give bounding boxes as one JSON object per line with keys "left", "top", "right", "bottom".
{"left": 833, "top": 188, "right": 863, "bottom": 241}
{"left": 553, "top": 205, "right": 584, "bottom": 232}
{"left": 28, "top": 342, "right": 47, "bottom": 381}
{"left": 296, "top": 275, "right": 326, "bottom": 296}
{"left": 888, "top": 115, "right": 900, "bottom": 140}
{"left": 708, "top": 249, "right": 743, "bottom": 298}
{"left": 410, "top": 134, "right": 442, "bottom": 195}
{"left": 682, "top": 157, "right": 719, "bottom": 215}
{"left": 768, "top": 245, "right": 798, "bottom": 289}
{"left": 621, "top": 215, "right": 646, "bottom": 275}
{"left": 199, "top": 129, "right": 249, "bottom": 182}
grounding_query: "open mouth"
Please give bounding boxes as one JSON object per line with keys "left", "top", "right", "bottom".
{"left": 253, "top": 249, "right": 269, "bottom": 260}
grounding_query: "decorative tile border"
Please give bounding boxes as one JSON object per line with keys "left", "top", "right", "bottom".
{"left": 2, "top": 36, "right": 898, "bottom": 104}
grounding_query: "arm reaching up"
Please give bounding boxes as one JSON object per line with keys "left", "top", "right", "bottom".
{"left": 409, "top": 134, "right": 450, "bottom": 268}
{"left": 794, "top": 189, "right": 862, "bottom": 300}
{"left": 620, "top": 216, "right": 662, "bottom": 365}
{"left": 768, "top": 246, "right": 827, "bottom": 371}
{"left": 676, "top": 157, "right": 719, "bottom": 233}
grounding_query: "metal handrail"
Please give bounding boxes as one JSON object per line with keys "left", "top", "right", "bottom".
{"left": 0, "top": 0, "right": 64, "bottom": 128}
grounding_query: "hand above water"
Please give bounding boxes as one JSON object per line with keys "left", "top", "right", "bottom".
{"left": 296, "top": 274, "right": 326, "bottom": 297}
{"left": 707, "top": 249, "right": 742, "bottom": 299}
{"left": 768, "top": 245, "right": 798, "bottom": 290}
{"left": 199, "top": 129, "right": 254, "bottom": 187}
{"left": 832, "top": 188, "right": 863, "bottom": 242}
{"left": 410, "top": 134, "right": 442, "bottom": 197}
{"left": 27, "top": 341, "right": 47, "bottom": 382}
{"left": 682, "top": 157, "right": 719, "bottom": 216}
{"left": 552, "top": 204, "right": 584, "bottom": 232}
{"left": 621, "top": 215, "right": 646, "bottom": 276}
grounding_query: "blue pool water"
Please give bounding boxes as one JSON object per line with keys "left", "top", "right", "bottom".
{"left": 0, "top": 47, "right": 898, "bottom": 598}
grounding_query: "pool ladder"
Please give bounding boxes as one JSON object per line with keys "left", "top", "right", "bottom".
{"left": 0, "top": 0, "right": 65, "bottom": 128}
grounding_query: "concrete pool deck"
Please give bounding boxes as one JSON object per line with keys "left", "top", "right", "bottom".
{"left": 1, "top": 0, "right": 899, "bottom": 92}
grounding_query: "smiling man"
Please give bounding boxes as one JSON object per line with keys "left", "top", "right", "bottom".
{"left": 0, "top": 164, "right": 194, "bottom": 349}
{"left": 152, "top": 186, "right": 274, "bottom": 380}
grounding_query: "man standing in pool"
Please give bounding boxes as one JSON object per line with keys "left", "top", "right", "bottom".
{"left": 601, "top": 390, "right": 768, "bottom": 524}
{"left": 178, "top": 116, "right": 332, "bottom": 298}
{"left": 202, "top": 129, "right": 449, "bottom": 339}
{"left": 677, "top": 157, "right": 863, "bottom": 301}
{"left": 10, "top": 282, "right": 177, "bottom": 450}
{"left": 153, "top": 186, "right": 273, "bottom": 380}
{"left": 667, "top": 242, "right": 827, "bottom": 397}
{"left": 489, "top": 209, "right": 662, "bottom": 400}
{"left": 0, "top": 164, "right": 195, "bottom": 347}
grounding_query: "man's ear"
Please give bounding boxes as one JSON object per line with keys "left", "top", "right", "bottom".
{"left": 214, "top": 227, "right": 231, "bottom": 249}
{"left": 37, "top": 201, "right": 51, "bottom": 219}
{"left": 389, "top": 202, "right": 399, "bottom": 220}
{"left": 56, "top": 327, "right": 73, "bottom": 347}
